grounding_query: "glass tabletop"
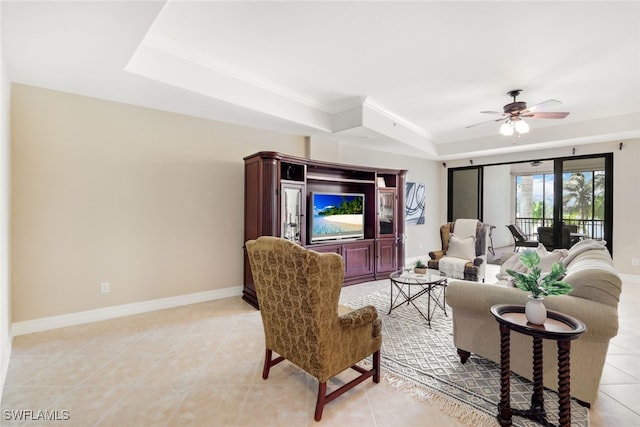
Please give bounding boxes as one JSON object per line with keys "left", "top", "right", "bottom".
{"left": 389, "top": 269, "right": 447, "bottom": 285}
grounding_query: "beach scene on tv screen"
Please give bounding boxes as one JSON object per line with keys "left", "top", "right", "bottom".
{"left": 313, "top": 194, "right": 364, "bottom": 237}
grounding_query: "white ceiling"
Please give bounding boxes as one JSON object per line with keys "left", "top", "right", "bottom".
{"left": 3, "top": 1, "right": 640, "bottom": 160}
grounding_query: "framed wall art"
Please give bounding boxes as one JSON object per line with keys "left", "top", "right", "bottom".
{"left": 405, "top": 181, "right": 425, "bottom": 225}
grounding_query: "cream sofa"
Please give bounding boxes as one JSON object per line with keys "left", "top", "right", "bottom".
{"left": 446, "top": 240, "right": 622, "bottom": 405}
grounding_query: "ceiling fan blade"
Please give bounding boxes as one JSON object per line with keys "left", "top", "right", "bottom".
{"left": 524, "top": 99, "right": 562, "bottom": 113}
{"left": 521, "top": 111, "right": 570, "bottom": 119}
{"left": 479, "top": 111, "right": 507, "bottom": 115}
{"left": 465, "top": 116, "right": 508, "bottom": 128}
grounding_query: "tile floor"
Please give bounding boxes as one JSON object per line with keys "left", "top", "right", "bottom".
{"left": 1, "top": 266, "right": 638, "bottom": 426}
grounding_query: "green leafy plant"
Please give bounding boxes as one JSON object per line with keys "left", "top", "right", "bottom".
{"left": 414, "top": 259, "right": 426, "bottom": 269}
{"left": 506, "top": 251, "right": 573, "bottom": 298}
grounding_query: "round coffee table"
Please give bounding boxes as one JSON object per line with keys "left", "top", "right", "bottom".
{"left": 490, "top": 304, "right": 587, "bottom": 427}
{"left": 388, "top": 269, "right": 447, "bottom": 328}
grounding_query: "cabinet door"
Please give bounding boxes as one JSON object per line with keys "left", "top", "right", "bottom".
{"left": 376, "top": 239, "right": 397, "bottom": 275}
{"left": 377, "top": 188, "right": 397, "bottom": 237}
{"left": 343, "top": 240, "right": 375, "bottom": 278}
{"left": 307, "top": 243, "right": 342, "bottom": 255}
{"left": 280, "top": 181, "right": 305, "bottom": 244}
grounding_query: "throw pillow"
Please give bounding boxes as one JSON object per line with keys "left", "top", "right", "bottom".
{"left": 496, "top": 250, "right": 527, "bottom": 281}
{"left": 538, "top": 250, "right": 566, "bottom": 272}
{"left": 496, "top": 244, "right": 567, "bottom": 282}
{"left": 536, "top": 243, "right": 549, "bottom": 256}
{"left": 446, "top": 234, "right": 476, "bottom": 260}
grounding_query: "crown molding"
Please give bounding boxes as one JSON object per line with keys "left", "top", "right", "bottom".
{"left": 362, "top": 97, "right": 434, "bottom": 140}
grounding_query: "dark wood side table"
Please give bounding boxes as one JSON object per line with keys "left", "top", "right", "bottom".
{"left": 490, "top": 304, "right": 586, "bottom": 427}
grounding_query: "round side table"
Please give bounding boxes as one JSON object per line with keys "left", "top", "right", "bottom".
{"left": 389, "top": 269, "right": 447, "bottom": 328}
{"left": 490, "top": 304, "right": 586, "bottom": 427}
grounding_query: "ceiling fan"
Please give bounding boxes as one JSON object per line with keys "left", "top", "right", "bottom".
{"left": 466, "top": 89, "right": 570, "bottom": 135}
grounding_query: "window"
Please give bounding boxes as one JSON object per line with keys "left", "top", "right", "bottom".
{"left": 562, "top": 169, "right": 605, "bottom": 239}
{"left": 514, "top": 173, "right": 554, "bottom": 238}
{"left": 458, "top": 152, "right": 612, "bottom": 254}
{"left": 515, "top": 164, "right": 605, "bottom": 240}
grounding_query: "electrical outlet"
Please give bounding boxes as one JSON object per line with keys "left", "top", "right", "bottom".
{"left": 100, "top": 282, "right": 110, "bottom": 293}
{"left": 632, "top": 258, "right": 639, "bottom": 267}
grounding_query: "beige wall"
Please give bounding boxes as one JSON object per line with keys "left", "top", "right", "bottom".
{"left": 443, "top": 139, "right": 640, "bottom": 275}
{"left": 10, "top": 84, "right": 306, "bottom": 322}
{"left": 9, "top": 84, "right": 445, "bottom": 324}
{"left": 1, "top": 3, "right": 13, "bottom": 387}
{"left": 610, "top": 139, "right": 640, "bottom": 274}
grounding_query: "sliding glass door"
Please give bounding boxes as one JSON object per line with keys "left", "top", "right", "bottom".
{"left": 514, "top": 168, "right": 554, "bottom": 238}
{"left": 455, "top": 153, "right": 613, "bottom": 254}
{"left": 554, "top": 155, "right": 612, "bottom": 252}
{"left": 448, "top": 166, "right": 483, "bottom": 222}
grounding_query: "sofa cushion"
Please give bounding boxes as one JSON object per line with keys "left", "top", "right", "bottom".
{"left": 563, "top": 238, "right": 608, "bottom": 267}
{"left": 496, "top": 244, "right": 566, "bottom": 283}
{"left": 564, "top": 248, "right": 622, "bottom": 307}
{"left": 538, "top": 250, "right": 566, "bottom": 272}
{"left": 446, "top": 234, "right": 476, "bottom": 260}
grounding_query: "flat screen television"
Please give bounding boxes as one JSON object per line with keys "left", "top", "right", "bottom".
{"left": 310, "top": 192, "right": 365, "bottom": 243}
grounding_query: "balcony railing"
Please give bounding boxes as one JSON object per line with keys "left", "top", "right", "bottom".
{"left": 515, "top": 217, "right": 604, "bottom": 240}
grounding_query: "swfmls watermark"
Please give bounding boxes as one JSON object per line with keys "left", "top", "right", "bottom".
{"left": 3, "top": 409, "right": 70, "bottom": 422}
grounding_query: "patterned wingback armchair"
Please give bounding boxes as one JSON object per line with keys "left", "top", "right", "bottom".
{"left": 245, "top": 236, "right": 381, "bottom": 421}
{"left": 427, "top": 219, "right": 490, "bottom": 282}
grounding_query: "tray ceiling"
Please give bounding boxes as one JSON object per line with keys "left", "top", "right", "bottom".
{"left": 4, "top": 1, "right": 639, "bottom": 159}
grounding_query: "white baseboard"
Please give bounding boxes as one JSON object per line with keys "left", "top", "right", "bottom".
{"left": 11, "top": 286, "right": 243, "bottom": 336}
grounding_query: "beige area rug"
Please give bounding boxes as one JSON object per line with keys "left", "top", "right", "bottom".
{"left": 346, "top": 289, "right": 589, "bottom": 427}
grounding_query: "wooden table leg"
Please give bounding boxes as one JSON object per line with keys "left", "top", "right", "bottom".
{"left": 557, "top": 340, "right": 572, "bottom": 427}
{"left": 497, "top": 324, "right": 512, "bottom": 426}
{"left": 531, "top": 337, "right": 545, "bottom": 414}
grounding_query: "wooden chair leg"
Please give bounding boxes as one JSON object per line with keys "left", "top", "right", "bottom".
{"left": 267, "top": 349, "right": 379, "bottom": 421}
{"left": 262, "top": 348, "right": 286, "bottom": 380}
{"left": 373, "top": 350, "right": 380, "bottom": 383}
{"left": 314, "top": 382, "right": 327, "bottom": 421}
{"left": 313, "top": 354, "right": 381, "bottom": 421}
{"left": 262, "top": 349, "right": 272, "bottom": 379}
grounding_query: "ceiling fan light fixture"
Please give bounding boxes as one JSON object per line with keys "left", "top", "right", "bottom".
{"left": 468, "top": 90, "right": 569, "bottom": 137}
{"left": 514, "top": 118, "right": 530, "bottom": 134}
{"left": 500, "top": 122, "right": 514, "bottom": 136}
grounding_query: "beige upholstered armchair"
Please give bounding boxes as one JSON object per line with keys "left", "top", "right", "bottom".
{"left": 245, "top": 236, "right": 381, "bottom": 421}
{"left": 427, "top": 219, "right": 489, "bottom": 282}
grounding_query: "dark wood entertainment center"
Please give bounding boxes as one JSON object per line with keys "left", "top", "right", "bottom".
{"left": 243, "top": 151, "right": 407, "bottom": 309}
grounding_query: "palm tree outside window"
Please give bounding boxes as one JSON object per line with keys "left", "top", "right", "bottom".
{"left": 562, "top": 170, "right": 605, "bottom": 239}
{"left": 515, "top": 168, "right": 605, "bottom": 241}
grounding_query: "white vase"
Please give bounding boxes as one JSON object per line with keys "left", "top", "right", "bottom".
{"left": 525, "top": 295, "right": 547, "bottom": 325}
